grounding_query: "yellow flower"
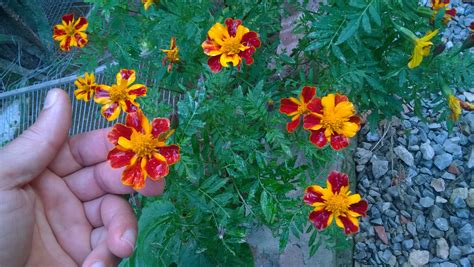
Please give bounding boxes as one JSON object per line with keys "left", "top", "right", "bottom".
{"left": 52, "top": 14, "right": 88, "bottom": 52}
{"left": 408, "top": 30, "right": 439, "bottom": 69}
{"left": 448, "top": 95, "right": 462, "bottom": 121}
{"left": 74, "top": 72, "right": 97, "bottom": 102}
{"left": 142, "top": 0, "right": 158, "bottom": 10}
{"left": 161, "top": 37, "right": 179, "bottom": 72}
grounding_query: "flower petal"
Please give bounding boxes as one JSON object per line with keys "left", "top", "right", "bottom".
{"left": 286, "top": 116, "right": 300, "bottom": 133}
{"left": 101, "top": 102, "right": 121, "bottom": 121}
{"left": 94, "top": 85, "right": 111, "bottom": 104}
{"left": 59, "top": 36, "right": 72, "bottom": 51}
{"left": 349, "top": 199, "right": 368, "bottom": 217}
{"left": 108, "top": 148, "right": 135, "bottom": 168}
{"left": 53, "top": 25, "right": 67, "bottom": 41}
{"left": 280, "top": 98, "right": 300, "bottom": 116}
{"left": 303, "top": 113, "right": 321, "bottom": 129}
{"left": 123, "top": 99, "right": 139, "bottom": 113}
{"left": 157, "top": 145, "right": 180, "bottom": 165}
{"left": 225, "top": 18, "right": 243, "bottom": 37}
{"left": 122, "top": 160, "right": 146, "bottom": 190}
{"left": 309, "top": 209, "right": 333, "bottom": 231}
{"left": 239, "top": 47, "right": 256, "bottom": 65}
{"left": 321, "top": 94, "right": 336, "bottom": 115}
{"left": 145, "top": 155, "right": 169, "bottom": 180}
{"left": 307, "top": 98, "right": 323, "bottom": 114}
{"left": 241, "top": 31, "right": 261, "bottom": 48}
{"left": 108, "top": 123, "right": 132, "bottom": 144}
{"left": 207, "top": 23, "right": 229, "bottom": 46}
{"left": 301, "top": 86, "right": 316, "bottom": 104}
{"left": 62, "top": 14, "right": 74, "bottom": 25}
{"left": 208, "top": 56, "right": 223, "bottom": 73}
{"left": 334, "top": 101, "right": 355, "bottom": 119}
{"left": 220, "top": 53, "right": 240, "bottom": 67}
{"left": 327, "top": 171, "right": 349, "bottom": 194}
{"left": 74, "top": 32, "right": 88, "bottom": 48}
{"left": 335, "top": 215, "right": 359, "bottom": 235}
{"left": 330, "top": 134, "right": 349, "bottom": 150}
{"left": 126, "top": 109, "right": 146, "bottom": 133}
{"left": 202, "top": 39, "right": 222, "bottom": 56}
{"left": 127, "top": 84, "right": 147, "bottom": 96}
{"left": 334, "top": 94, "right": 349, "bottom": 105}
{"left": 309, "top": 129, "right": 327, "bottom": 148}
{"left": 74, "top": 16, "right": 88, "bottom": 31}
{"left": 151, "top": 118, "right": 170, "bottom": 138}
{"left": 116, "top": 69, "right": 136, "bottom": 86}
{"left": 304, "top": 185, "right": 325, "bottom": 205}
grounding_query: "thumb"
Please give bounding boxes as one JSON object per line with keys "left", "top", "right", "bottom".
{"left": 0, "top": 89, "right": 71, "bottom": 190}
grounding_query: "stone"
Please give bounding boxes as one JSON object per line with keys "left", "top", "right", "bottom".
{"left": 436, "top": 196, "right": 448, "bottom": 203}
{"left": 434, "top": 153, "right": 453, "bottom": 170}
{"left": 429, "top": 228, "right": 445, "bottom": 238}
{"left": 434, "top": 131, "right": 448, "bottom": 144}
{"left": 408, "top": 250, "right": 430, "bottom": 266}
{"left": 436, "top": 238, "right": 449, "bottom": 260}
{"left": 467, "top": 188, "right": 474, "bottom": 208}
{"left": 420, "top": 197, "right": 435, "bottom": 208}
{"left": 465, "top": 91, "right": 474, "bottom": 102}
{"left": 356, "top": 148, "right": 373, "bottom": 165}
{"left": 458, "top": 224, "right": 473, "bottom": 245}
{"left": 439, "top": 263, "right": 457, "bottom": 267}
{"left": 371, "top": 156, "right": 389, "bottom": 179}
{"left": 459, "top": 258, "right": 471, "bottom": 267}
{"left": 447, "top": 164, "right": 460, "bottom": 175}
{"left": 380, "top": 249, "right": 393, "bottom": 264}
{"left": 434, "top": 218, "right": 449, "bottom": 231}
{"left": 442, "top": 172, "right": 456, "bottom": 180}
{"left": 367, "top": 131, "right": 380, "bottom": 142}
{"left": 449, "top": 246, "right": 462, "bottom": 260}
{"left": 450, "top": 188, "right": 468, "bottom": 202}
{"left": 451, "top": 197, "right": 467, "bottom": 209}
{"left": 402, "top": 239, "right": 414, "bottom": 250}
{"left": 374, "top": 225, "right": 389, "bottom": 245}
{"left": 431, "top": 178, "right": 446, "bottom": 192}
{"left": 394, "top": 146, "right": 414, "bottom": 166}
{"left": 443, "top": 140, "right": 462, "bottom": 156}
{"left": 467, "top": 149, "right": 474, "bottom": 169}
{"left": 420, "top": 142, "right": 435, "bottom": 160}
{"left": 407, "top": 222, "right": 417, "bottom": 236}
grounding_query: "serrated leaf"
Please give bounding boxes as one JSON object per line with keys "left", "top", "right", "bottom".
{"left": 260, "top": 191, "right": 273, "bottom": 223}
{"left": 305, "top": 41, "right": 325, "bottom": 51}
{"left": 335, "top": 18, "right": 360, "bottom": 45}
{"left": 331, "top": 45, "right": 346, "bottom": 63}
{"left": 368, "top": 5, "right": 381, "bottom": 26}
{"left": 362, "top": 13, "right": 371, "bottom": 33}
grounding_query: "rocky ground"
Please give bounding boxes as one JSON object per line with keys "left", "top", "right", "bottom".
{"left": 353, "top": 89, "right": 474, "bottom": 266}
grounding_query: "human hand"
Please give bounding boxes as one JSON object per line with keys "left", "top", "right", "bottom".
{"left": 0, "top": 89, "right": 164, "bottom": 267}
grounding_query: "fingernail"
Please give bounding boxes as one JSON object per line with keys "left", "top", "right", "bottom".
{"left": 43, "top": 90, "right": 58, "bottom": 110}
{"left": 91, "top": 261, "right": 105, "bottom": 267}
{"left": 120, "top": 229, "right": 136, "bottom": 250}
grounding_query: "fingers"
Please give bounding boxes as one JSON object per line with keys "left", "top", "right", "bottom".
{"left": 137, "top": 177, "right": 166, "bottom": 197}
{"left": 84, "top": 195, "right": 137, "bottom": 258}
{"left": 64, "top": 161, "right": 134, "bottom": 201}
{"left": 0, "top": 89, "right": 71, "bottom": 190}
{"left": 31, "top": 169, "right": 92, "bottom": 264}
{"left": 82, "top": 228, "right": 119, "bottom": 267}
{"left": 50, "top": 128, "right": 113, "bottom": 177}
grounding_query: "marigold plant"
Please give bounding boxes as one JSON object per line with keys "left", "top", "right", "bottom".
{"left": 53, "top": 14, "right": 88, "bottom": 51}
{"left": 74, "top": 72, "right": 97, "bottom": 102}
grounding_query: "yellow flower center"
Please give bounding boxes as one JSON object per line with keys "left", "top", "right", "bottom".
{"left": 321, "top": 113, "right": 345, "bottom": 133}
{"left": 129, "top": 131, "right": 156, "bottom": 158}
{"left": 297, "top": 102, "right": 308, "bottom": 114}
{"left": 109, "top": 83, "right": 128, "bottom": 102}
{"left": 221, "top": 37, "right": 246, "bottom": 55}
{"left": 325, "top": 193, "right": 350, "bottom": 216}
{"left": 64, "top": 23, "right": 76, "bottom": 37}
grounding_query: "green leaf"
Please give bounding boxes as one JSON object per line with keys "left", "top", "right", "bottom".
{"left": 331, "top": 45, "right": 346, "bottom": 63}
{"left": 280, "top": 54, "right": 296, "bottom": 64}
{"left": 362, "top": 13, "right": 372, "bottom": 34}
{"left": 260, "top": 191, "right": 273, "bottom": 223}
{"left": 279, "top": 228, "right": 290, "bottom": 252}
{"left": 368, "top": 4, "right": 381, "bottom": 26}
{"left": 305, "top": 41, "right": 325, "bottom": 51}
{"left": 335, "top": 18, "right": 360, "bottom": 45}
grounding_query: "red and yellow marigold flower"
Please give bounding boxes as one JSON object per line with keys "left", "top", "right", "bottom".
{"left": 74, "top": 72, "right": 98, "bottom": 102}
{"left": 408, "top": 30, "right": 439, "bottom": 69}
{"left": 280, "top": 86, "right": 317, "bottom": 133}
{"left": 448, "top": 94, "right": 462, "bottom": 121}
{"left": 304, "top": 171, "right": 368, "bottom": 235}
{"left": 431, "top": 0, "right": 456, "bottom": 22}
{"left": 202, "top": 18, "right": 261, "bottom": 73}
{"left": 161, "top": 37, "right": 179, "bottom": 72}
{"left": 94, "top": 69, "right": 147, "bottom": 121}
{"left": 142, "top": 0, "right": 158, "bottom": 10}
{"left": 303, "top": 93, "right": 361, "bottom": 150}
{"left": 53, "top": 14, "right": 88, "bottom": 52}
{"left": 108, "top": 110, "right": 180, "bottom": 190}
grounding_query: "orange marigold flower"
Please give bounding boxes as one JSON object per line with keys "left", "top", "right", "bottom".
{"left": 202, "top": 18, "right": 261, "bottom": 73}
{"left": 303, "top": 93, "right": 361, "bottom": 150}
{"left": 142, "top": 0, "right": 158, "bottom": 10}
{"left": 53, "top": 14, "right": 88, "bottom": 52}
{"left": 74, "top": 72, "right": 98, "bottom": 102}
{"left": 108, "top": 110, "right": 180, "bottom": 190}
{"left": 94, "top": 69, "right": 147, "bottom": 121}
{"left": 304, "top": 171, "right": 368, "bottom": 235}
{"left": 280, "top": 86, "right": 317, "bottom": 133}
{"left": 161, "top": 37, "right": 180, "bottom": 72}
{"left": 448, "top": 94, "right": 462, "bottom": 121}
{"left": 431, "top": 0, "right": 456, "bottom": 23}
